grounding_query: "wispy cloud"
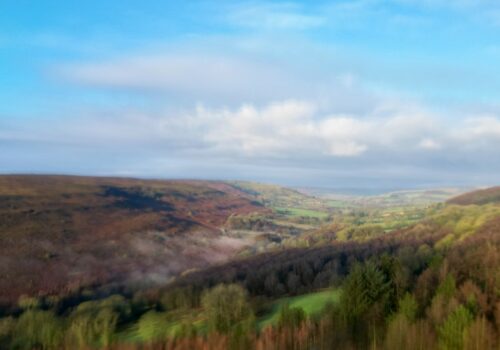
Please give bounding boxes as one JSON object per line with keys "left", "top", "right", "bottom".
{"left": 52, "top": 46, "right": 372, "bottom": 106}
{"left": 226, "top": 2, "right": 325, "bottom": 30}
{"left": 55, "top": 53, "right": 293, "bottom": 102}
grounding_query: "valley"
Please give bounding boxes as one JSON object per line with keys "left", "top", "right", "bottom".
{"left": 0, "top": 175, "right": 498, "bottom": 349}
{"left": 0, "top": 175, "right": 462, "bottom": 306}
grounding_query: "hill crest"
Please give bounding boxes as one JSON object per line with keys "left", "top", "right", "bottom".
{"left": 447, "top": 186, "right": 500, "bottom": 205}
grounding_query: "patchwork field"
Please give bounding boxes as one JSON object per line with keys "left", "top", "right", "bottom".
{"left": 274, "top": 207, "right": 330, "bottom": 219}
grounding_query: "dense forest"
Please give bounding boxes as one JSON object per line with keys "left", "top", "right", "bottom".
{"left": 0, "top": 182, "right": 499, "bottom": 349}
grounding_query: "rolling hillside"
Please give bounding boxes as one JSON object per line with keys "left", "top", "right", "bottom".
{"left": 2, "top": 176, "right": 489, "bottom": 306}
{"left": 447, "top": 186, "right": 500, "bottom": 205}
{"left": 0, "top": 175, "right": 268, "bottom": 304}
{"left": 300, "top": 187, "right": 469, "bottom": 208}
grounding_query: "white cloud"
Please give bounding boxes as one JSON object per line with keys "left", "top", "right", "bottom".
{"left": 462, "top": 116, "right": 500, "bottom": 139}
{"left": 419, "top": 138, "right": 441, "bottom": 150}
{"left": 7, "top": 99, "right": 445, "bottom": 158}
{"left": 7, "top": 95, "right": 500, "bottom": 164}
{"left": 452, "top": 115, "right": 500, "bottom": 151}
{"left": 318, "top": 117, "right": 368, "bottom": 156}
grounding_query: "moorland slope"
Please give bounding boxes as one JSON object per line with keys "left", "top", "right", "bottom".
{"left": 447, "top": 186, "right": 500, "bottom": 205}
{"left": 0, "top": 175, "right": 268, "bottom": 304}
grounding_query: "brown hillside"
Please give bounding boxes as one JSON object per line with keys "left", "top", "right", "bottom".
{"left": 447, "top": 186, "right": 500, "bottom": 205}
{"left": 0, "top": 175, "right": 267, "bottom": 304}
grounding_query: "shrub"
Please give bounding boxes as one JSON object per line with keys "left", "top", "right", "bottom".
{"left": 12, "top": 310, "right": 63, "bottom": 349}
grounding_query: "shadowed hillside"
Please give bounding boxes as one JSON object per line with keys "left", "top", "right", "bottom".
{"left": 0, "top": 175, "right": 268, "bottom": 304}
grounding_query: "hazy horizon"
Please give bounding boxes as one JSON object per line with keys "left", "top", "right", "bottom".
{"left": 0, "top": 172, "right": 479, "bottom": 196}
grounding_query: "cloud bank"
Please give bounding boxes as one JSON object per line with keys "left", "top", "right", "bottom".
{"left": 3, "top": 97, "right": 500, "bottom": 188}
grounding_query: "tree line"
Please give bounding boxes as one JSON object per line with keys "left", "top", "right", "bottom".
{"left": 0, "top": 211, "right": 498, "bottom": 349}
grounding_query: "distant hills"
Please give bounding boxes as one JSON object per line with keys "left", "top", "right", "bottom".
{"left": 298, "top": 186, "right": 470, "bottom": 207}
{"left": 447, "top": 186, "right": 500, "bottom": 205}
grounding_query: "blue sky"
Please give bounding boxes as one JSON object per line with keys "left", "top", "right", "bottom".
{"left": 2, "top": 0, "right": 500, "bottom": 189}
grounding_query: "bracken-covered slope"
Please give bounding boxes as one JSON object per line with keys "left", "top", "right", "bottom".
{"left": 447, "top": 186, "right": 500, "bottom": 205}
{"left": 0, "top": 175, "right": 268, "bottom": 304}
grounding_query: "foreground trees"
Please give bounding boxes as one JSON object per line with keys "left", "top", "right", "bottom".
{"left": 201, "top": 284, "right": 254, "bottom": 334}
{"left": 1, "top": 263, "right": 498, "bottom": 349}
{"left": 0, "top": 208, "right": 498, "bottom": 349}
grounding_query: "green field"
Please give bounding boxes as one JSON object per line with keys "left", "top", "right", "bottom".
{"left": 327, "top": 199, "right": 351, "bottom": 208}
{"left": 258, "top": 289, "right": 341, "bottom": 328}
{"left": 274, "top": 207, "right": 329, "bottom": 219}
{"left": 119, "top": 309, "right": 206, "bottom": 343}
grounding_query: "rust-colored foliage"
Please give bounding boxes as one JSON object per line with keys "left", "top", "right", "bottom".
{"left": 0, "top": 175, "right": 268, "bottom": 305}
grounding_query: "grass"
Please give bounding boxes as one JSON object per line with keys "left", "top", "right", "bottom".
{"left": 258, "top": 289, "right": 341, "bottom": 329}
{"left": 119, "top": 309, "right": 207, "bottom": 343}
{"left": 274, "top": 207, "right": 329, "bottom": 219}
